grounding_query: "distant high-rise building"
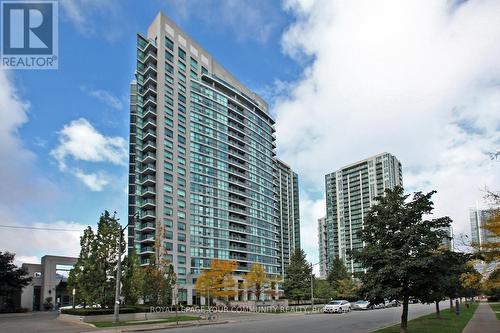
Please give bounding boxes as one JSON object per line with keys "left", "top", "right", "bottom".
{"left": 276, "top": 159, "right": 301, "bottom": 273}
{"left": 470, "top": 206, "right": 499, "bottom": 249}
{"left": 439, "top": 225, "right": 454, "bottom": 251}
{"left": 323, "top": 152, "right": 403, "bottom": 274}
{"left": 128, "top": 12, "right": 285, "bottom": 305}
{"left": 318, "top": 217, "right": 328, "bottom": 279}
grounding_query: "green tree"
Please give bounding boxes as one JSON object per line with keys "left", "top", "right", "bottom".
{"left": 415, "top": 250, "right": 470, "bottom": 318}
{"left": 141, "top": 259, "right": 175, "bottom": 305}
{"left": 326, "top": 257, "right": 349, "bottom": 289}
{"left": 121, "top": 249, "right": 142, "bottom": 305}
{"left": 0, "top": 252, "right": 32, "bottom": 312}
{"left": 351, "top": 186, "right": 451, "bottom": 333}
{"left": 68, "top": 226, "right": 100, "bottom": 307}
{"left": 313, "top": 278, "right": 334, "bottom": 302}
{"left": 283, "top": 249, "right": 312, "bottom": 303}
{"left": 68, "top": 211, "right": 124, "bottom": 308}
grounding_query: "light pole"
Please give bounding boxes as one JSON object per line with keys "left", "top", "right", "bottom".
{"left": 310, "top": 262, "right": 320, "bottom": 310}
{"left": 113, "top": 212, "right": 136, "bottom": 324}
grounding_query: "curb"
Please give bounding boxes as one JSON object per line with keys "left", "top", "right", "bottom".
{"left": 83, "top": 320, "right": 229, "bottom": 333}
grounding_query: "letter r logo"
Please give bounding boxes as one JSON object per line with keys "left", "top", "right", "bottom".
{"left": 2, "top": 1, "right": 54, "bottom": 55}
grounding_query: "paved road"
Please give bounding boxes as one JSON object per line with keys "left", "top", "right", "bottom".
{"left": 0, "top": 311, "right": 93, "bottom": 333}
{"left": 145, "top": 302, "right": 448, "bottom": 333}
{"left": 0, "top": 302, "right": 447, "bottom": 333}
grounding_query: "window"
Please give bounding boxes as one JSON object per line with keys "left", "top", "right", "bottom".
{"left": 164, "top": 196, "right": 173, "bottom": 205}
{"left": 201, "top": 66, "right": 208, "bottom": 75}
{"left": 165, "top": 242, "right": 173, "bottom": 251}
{"left": 164, "top": 218, "right": 173, "bottom": 228}
{"left": 190, "top": 57, "right": 198, "bottom": 69}
{"left": 165, "top": 37, "right": 174, "bottom": 51}
{"left": 178, "top": 145, "right": 186, "bottom": 155}
{"left": 178, "top": 200, "right": 186, "bottom": 209}
{"left": 178, "top": 222, "right": 186, "bottom": 231}
{"left": 178, "top": 233, "right": 186, "bottom": 242}
{"left": 164, "top": 172, "right": 173, "bottom": 182}
{"left": 177, "top": 60, "right": 186, "bottom": 72}
{"left": 165, "top": 51, "right": 173, "bottom": 62}
{"left": 178, "top": 189, "right": 186, "bottom": 197}
{"left": 178, "top": 255, "right": 186, "bottom": 264}
{"left": 178, "top": 47, "right": 186, "bottom": 60}
{"left": 178, "top": 267, "right": 186, "bottom": 275}
{"left": 178, "top": 211, "right": 186, "bottom": 220}
{"left": 166, "top": 230, "right": 173, "bottom": 239}
{"left": 178, "top": 244, "right": 186, "bottom": 253}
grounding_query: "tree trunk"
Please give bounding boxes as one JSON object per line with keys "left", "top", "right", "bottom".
{"left": 400, "top": 295, "right": 409, "bottom": 333}
{"left": 449, "top": 298, "right": 453, "bottom": 309}
{"left": 435, "top": 301, "right": 440, "bottom": 318}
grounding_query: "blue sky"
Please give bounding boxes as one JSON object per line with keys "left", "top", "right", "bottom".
{"left": 2, "top": 0, "right": 500, "bottom": 269}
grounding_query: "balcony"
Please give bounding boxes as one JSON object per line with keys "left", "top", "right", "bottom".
{"left": 140, "top": 163, "right": 156, "bottom": 175}
{"left": 143, "top": 107, "right": 156, "bottom": 118}
{"left": 140, "top": 258, "right": 152, "bottom": 266}
{"left": 143, "top": 129, "right": 157, "bottom": 141}
{"left": 143, "top": 96, "right": 157, "bottom": 109}
{"left": 141, "top": 151, "right": 156, "bottom": 163}
{"left": 143, "top": 74, "right": 157, "bottom": 86}
{"left": 140, "top": 198, "right": 156, "bottom": 209}
{"left": 140, "top": 84, "right": 157, "bottom": 97}
{"left": 228, "top": 204, "right": 247, "bottom": 214}
{"left": 141, "top": 140, "right": 156, "bottom": 153}
{"left": 140, "top": 174, "right": 156, "bottom": 186}
{"left": 138, "top": 222, "right": 155, "bottom": 231}
{"left": 228, "top": 195, "right": 247, "bottom": 205}
{"left": 139, "top": 209, "right": 155, "bottom": 220}
{"left": 137, "top": 63, "right": 156, "bottom": 76}
{"left": 141, "top": 186, "right": 156, "bottom": 197}
{"left": 140, "top": 234, "right": 155, "bottom": 243}
{"left": 139, "top": 246, "right": 155, "bottom": 255}
{"left": 142, "top": 119, "right": 156, "bottom": 131}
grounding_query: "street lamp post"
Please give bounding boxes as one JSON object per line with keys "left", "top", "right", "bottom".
{"left": 310, "top": 262, "right": 320, "bottom": 311}
{"left": 113, "top": 212, "right": 137, "bottom": 324}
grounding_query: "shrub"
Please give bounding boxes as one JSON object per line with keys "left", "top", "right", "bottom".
{"left": 60, "top": 306, "right": 152, "bottom": 316}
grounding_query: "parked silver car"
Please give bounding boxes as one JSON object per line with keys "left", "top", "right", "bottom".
{"left": 323, "top": 300, "right": 351, "bottom": 313}
{"left": 352, "top": 300, "right": 371, "bottom": 310}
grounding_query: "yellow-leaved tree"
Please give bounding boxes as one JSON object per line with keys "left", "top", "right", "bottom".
{"left": 244, "top": 263, "right": 268, "bottom": 301}
{"left": 194, "top": 259, "right": 237, "bottom": 304}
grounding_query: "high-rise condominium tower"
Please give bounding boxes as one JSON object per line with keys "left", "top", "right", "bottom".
{"left": 323, "top": 152, "right": 402, "bottom": 274}
{"left": 128, "top": 12, "right": 298, "bottom": 305}
{"left": 317, "top": 217, "right": 328, "bottom": 279}
{"left": 276, "top": 159, "right": 301, "bottom": 273}
{"left": 470, "top": 206, "right": 499, "bottom": 249}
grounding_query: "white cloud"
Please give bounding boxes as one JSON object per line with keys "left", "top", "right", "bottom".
{"left": 81, "top": 86, "right": 123, "bottom": 110}
{"left": 50, "top": 118, "right": 127, "bottom": 191}
{"left": 0, "top": 72, "right": 57, "bottom": 208}
{"left": 273, "top": 0, "right": 500, "bottom": 254}
{"left": 51, "top": 118, "right": 127, "bottom": 170}
{"left": 74, "top": 170, "right": 110, "bottom": 192}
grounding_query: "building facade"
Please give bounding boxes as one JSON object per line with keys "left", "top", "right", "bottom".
{"left": 128, "top": 12, "right": 298, "bottom": 305}
{"left": 323, "top": 152, "right": 402, "bottom": 274}
{"left": 276, "top": 159, "right": 301, "bottom": 273}
{"left": 470, "top": 206, "right": 499, "bottom": 249}
{"left": 318, "top": 217, "right": 328, "bottom": 279}
{"left": 20, "top": 255, "right": 77, "bottom": 311}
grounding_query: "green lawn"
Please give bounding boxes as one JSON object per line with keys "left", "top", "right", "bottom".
{"left": 489, "top": 303, "right": 500, "bottom": 320}
{"left": 372, "top": 302, "right": 479, "bottom": 333}
{"left": 92, "top": 315, "right": 200, "bottom": 328}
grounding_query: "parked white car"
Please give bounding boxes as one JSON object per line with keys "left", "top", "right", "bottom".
{"left": 352, "top": 300, "right": 371, "bottom": 310}
{"left": 323, "top": 300, "right": 351, "bottom": 313}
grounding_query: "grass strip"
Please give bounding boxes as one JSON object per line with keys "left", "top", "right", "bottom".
{"left": 489, "top": 303, "right": 500, "bottom": 320}
{"left": 372, "top": 302, "right": 479, "bottom": 333}
{"left": 92, "top": 315, "right": 200, "bottom": 328}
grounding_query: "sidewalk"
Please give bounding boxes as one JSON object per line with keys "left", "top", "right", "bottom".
{"left": 462, "top": 302, "right": 499, "bottom": 333}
